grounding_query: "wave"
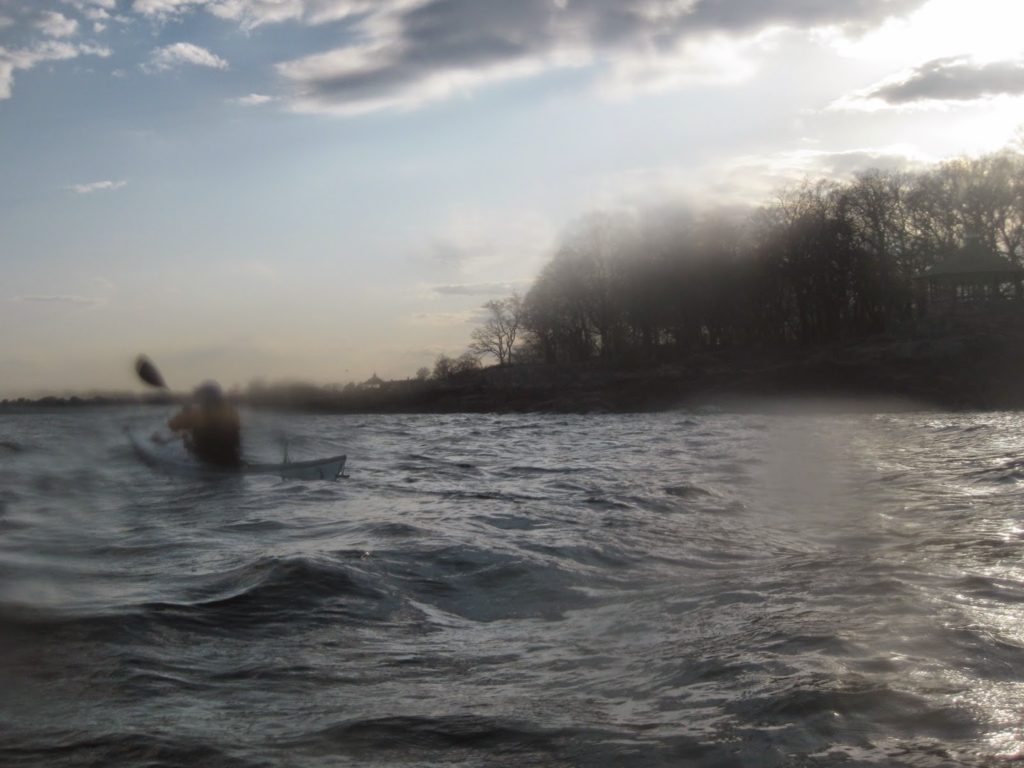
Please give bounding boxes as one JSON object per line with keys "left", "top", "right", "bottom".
{"left": 142, "top": 555, "right": 397, "bottom": 631}
{"left": 301, "top": 714, "right": 563, "bottom": 754}
{"left": 726, "top": 679, "right": 979, "bottom": 746}
{"left": 664, "top": 483, "right": 718, "bottom": 499}
{"left": 965, "top": 458, "right": 1024, "bottom": 483}
{"left": 377, "top": 545, "right": 604, "bottom": 622}
{"left": 287, "top": 715, "right": 687, "bottom": 767}
{"left": 0, "top": 733, "right": 263, "bottom": 768}
{"left": 505, "top": 464, "right": 584, "bottom": 475}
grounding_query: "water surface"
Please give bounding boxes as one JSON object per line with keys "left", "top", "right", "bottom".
{"left": 2, "top": 406, "right": 1023, "bottom": 766}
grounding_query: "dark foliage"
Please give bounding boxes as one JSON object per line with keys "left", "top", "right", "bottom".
{"left": 519, "top": 151, "right": 1024, "bottom": 365}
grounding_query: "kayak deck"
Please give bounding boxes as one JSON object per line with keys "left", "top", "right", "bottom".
{"left": 129, "top": 432, "right": 346, "bottom": 480}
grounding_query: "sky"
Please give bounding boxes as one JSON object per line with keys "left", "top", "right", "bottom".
{"left": 3, "top": 0, "right": 1024, "bottom": 396}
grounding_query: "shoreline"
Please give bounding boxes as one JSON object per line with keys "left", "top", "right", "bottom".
{"left": 4, "top": 331, "right": 1022, "bottom": 414}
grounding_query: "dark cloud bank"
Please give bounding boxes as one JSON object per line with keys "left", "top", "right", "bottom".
{"left": 281, "top": 0, "right": 928, "bottom": 110}
{"left": 868, "top": 56, "right": 1024, "bottom": 104}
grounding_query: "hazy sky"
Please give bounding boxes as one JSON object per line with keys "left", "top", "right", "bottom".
{"left": 3, "top": 0, "right": 1024, "bottom": 396}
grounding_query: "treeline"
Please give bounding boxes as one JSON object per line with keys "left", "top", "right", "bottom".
{"left": 511, "top": 149, "right": 1024, "bottom": 365}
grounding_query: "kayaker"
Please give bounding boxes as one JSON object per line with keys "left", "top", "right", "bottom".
{"left": 168, "top": 381, "right": 241, "bottom": 467}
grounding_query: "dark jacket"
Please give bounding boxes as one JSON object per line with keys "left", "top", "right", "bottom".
{"left": 168, "top": 404, "right": 241, "bottom": 467}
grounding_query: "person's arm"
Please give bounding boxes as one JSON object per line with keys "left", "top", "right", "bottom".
{"left": 168, "top": 408, "right": 196, "bottom": 431}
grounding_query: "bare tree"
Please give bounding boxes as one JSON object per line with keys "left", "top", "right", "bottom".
{"left": 433, "top": 354, "right": 455, "bottom": 379}
{"left": 470, "top": 294, "right": 524, "bottom": 366}
{"left": 454, "top": 351, "right": 482, "bottom": 374}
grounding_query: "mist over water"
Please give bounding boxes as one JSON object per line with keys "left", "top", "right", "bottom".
{"left": 2, "top": 406, "right": 1024, "bottom": 766}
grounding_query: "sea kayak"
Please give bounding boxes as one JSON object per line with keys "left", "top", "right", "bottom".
{"left": 128, "top": 432, "right": 346, "bottom": 480}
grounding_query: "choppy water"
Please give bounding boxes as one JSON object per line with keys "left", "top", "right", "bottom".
{"left": 2, "top": 405, "right": 1024, "bottom": 767}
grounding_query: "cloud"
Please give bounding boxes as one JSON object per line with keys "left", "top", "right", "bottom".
{"left": 206, "top": 0, "right": 306, "bottom": 29}
{"left": 0, "top": 41, "right": 111, "bottom": 100}
{"left": 133, "top": 0, "right": 375, "bottom": 28}
{"left": 599, "top": 31, "right": 770, "bottom": 98}
{"left": 35, "top": 11, "right": 79, "bottom": 38}
{"left": 230, "top": 92, "right": 274, "bottom": 105}
{"left": 430, "top": 281, "right": 527, "bottom": 296}
{"left": 122, "top": 0, "right": 928, "bottom": 113}
{"left": 91, "top": 276, "right": 118, "bottom": 292}
{"left": 426, "top": 236, "right": 485, "bottom": 269}
{"left": 0, "top": 63, "right": 11, "bottom": 100}
{"left": 414, "top": 207, "right": 556, "bottom": 287}
{"left": 68, "top": 179, "right": 128, "bottom": 194}
{"left": 274, "top": 0, "right": 927, "bottom": 115}
{"left": 597, "top": 145, "right": 932, "bottom": 209}
{"left": 0, "top": 16, "right": 13, "bottom": 31}
{"left": 14, "top": 295, "right": 103, "bottom": 306}
{"left": 300, "top": 0, "right": 375, "bottom": 25}
{"left": 132, "top": 0, "right": 205, "bottom": 18}
{"left": 860, "top": 56, "right": 1024, "bottom": 106}
{"left": 279, "top": 39, "right": 589, "bottom": 116}
{"left": 735, "top": 145, "right": 929, "bottom": 179}
{"left": 410, "top": 310, "right": 479, "bottom": 327}
{"left": 62, "top": 0, "right": 120, "bottom": 29}
{"left": 710, "top": 146, "right": 932, "bottom": 202}
{"left": 63, "top": 0, "right": 119, "bottom": 9}
{"left": 62, "top": 0, "right": 129, "bottom": 30}
{"left": 143, "top": 42, "right": 229, "bottom": 73}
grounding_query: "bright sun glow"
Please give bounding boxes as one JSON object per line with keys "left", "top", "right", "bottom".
{"left": 827, "top": 0, "right": 1024, "bottom": 65}
{"left": 948, "top": 99, "right": 1024, "bottom": 154}
{"left": 818, "top": 0, "right": 1024, "bottom": 158}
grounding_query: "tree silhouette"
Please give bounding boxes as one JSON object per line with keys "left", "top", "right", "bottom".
{"left": 505, "top": 148, "right": 1024, "bottom": 366}
{"left": 470, "top": 294, "right": 524, "bottom": 365}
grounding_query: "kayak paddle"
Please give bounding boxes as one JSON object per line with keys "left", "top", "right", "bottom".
{"left": 135, "top": 355, "right": 168, "bottom": 390}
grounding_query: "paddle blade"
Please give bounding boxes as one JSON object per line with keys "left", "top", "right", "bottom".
{"left": 135, "top": 355, "right": 167, "bottom": 389}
